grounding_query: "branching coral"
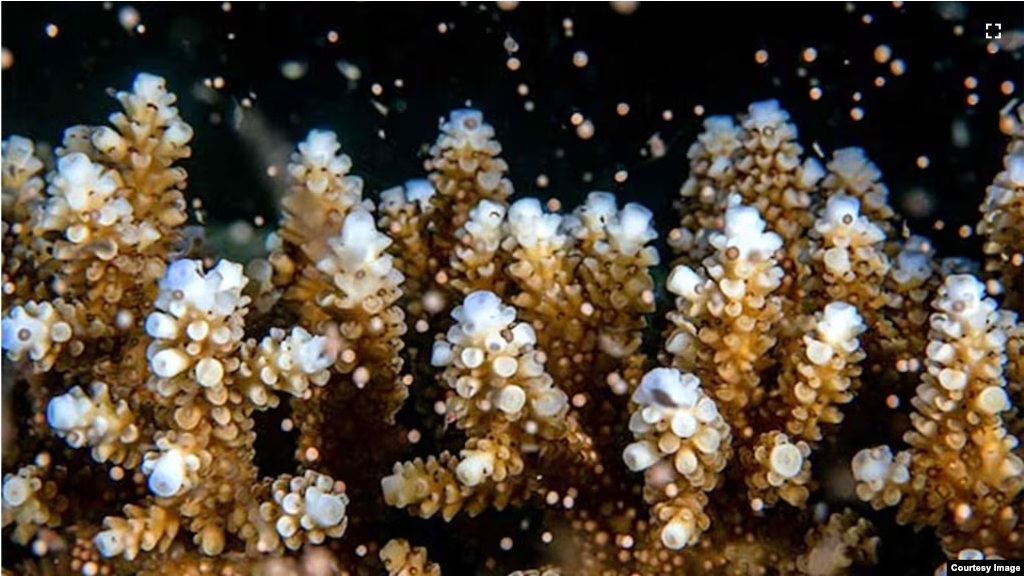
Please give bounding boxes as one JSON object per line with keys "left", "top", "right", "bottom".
{"left": 2, "top": 74, "right": 1021, "bottom": 576}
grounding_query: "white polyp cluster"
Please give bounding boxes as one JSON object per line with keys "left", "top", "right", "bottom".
{"left": 566, "top": 191, "right": 618, "bottom": 235}
{"left": 743, "top": 99, "right": 797, "bottom": 146}
{"left": 297, "top": 130, "right": 347, "bottom": 171}
{"left": 623, "top": 369, "right": 729, "bottom": 490}
{"left": 438, "top": 109, "right": 498, "bottom": 152}
{"left": 811, "top": 302, "right": 865, "bottom": 357}
{"left": 506, "top": 198, "right": 565, "bottom": 251}
{"left": 606, "top": 202, "right": 658, "bottom": 257}
{"left": 153, "top": 259, "right": 249, "bottom": 320}
{"left": 1, "top": 302, "right": 73, "bottom": 363}
{"left": 695, "top": 115, "right": 742, "bottom": 160}
{"left": 455, "top": 449, "right": 496, "bottom": 487}
{"left": 404, "top": 178, "right": 436, "bottom": 206}
{"left": 799, "top": 157, "right": 827, "bottom": 189}
{"left": 48, "top": 151, "right": 119, "bottom": 214}
{"left": 46, "top": 383, "right": 138, "bottom": 462}
{"left": 1007, "top": 152, "right": 1024, "bottom": 186}
{"left": 465, "top": 200, "right": 507, "bottom": 245}
{"left": 316, "top": 208, "right": 402, "bottom": 307}
{"left": 141, "top": 446, "right": 200, "bottom": 498}
{"left": 248, "top": 327, "right": 336, "bottom": 404}
{"left": 709, "top": 202, "right": 784, "bottom": 261}
{"left": 449, "top": 291, "right": 517, "bottom": 341}
{"left": 268, "top": 471, "right": 348, "bottom": 549}
{"left": 814, "top": 195, "right": 885, "bottom": 276}
{"left": 745, "top": 100, "right": 790, "bottom": 132}
{"left": 2, "top": 135, "right": 44, "bottom": 178}
{"left": 768, "top": 438, "right": 804, "bottom": 481}
{"left": 892, "top": 235, "right": 935, "bottom": 285}
{"left": 666, "top": 265, "right": 704, "bottom": 301}
{"left": 119, "top": 73, "right": 178, "bottom": 126}
{"left": 827, "top": 148, "right": 883, "bottom": 193}
{"left": 851, "top": 445, "right": 910, "bottom": 503}
{"left": 933, "top": 274, "right": 995, "bottom": 333}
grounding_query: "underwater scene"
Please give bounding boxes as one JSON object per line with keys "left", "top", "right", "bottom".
{"left": 2, "top": 3, "right": 1024, "bottom": 575}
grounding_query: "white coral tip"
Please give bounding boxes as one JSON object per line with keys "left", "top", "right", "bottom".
{"left": 150, "top": 347, "right": 191, "bottom": 378}
{"left": 667, "top": 265, "right": 703, "bottom": 299}
{"left": 455, "top": 450, "right": 495, "bottom": 487}
{"left": 633, "top": 368, "right": 700, "bottom": 409}
{"left": 2, "top": 475, "right": 32, "bottom": 507}
{"left": 304, "top": 487, "right": 346, "bottom": 528}
{"left": 146, "top": 449, "right": 188, "bottom": 497}
{"left": 660, "top": 519, "right": 693, "bottom": 550}
{"left": 769, "top": 442, "right": 804, "bottom": 479}
{"left": 622, "top": 441, "right": 660, "bottom": 472}
{"left": 94, "top": 530, "right": 126, "bottom": 558}
{"left": 46, "top": 388, "right": 90, "bottom": 431}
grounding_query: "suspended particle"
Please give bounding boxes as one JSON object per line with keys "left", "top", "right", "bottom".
{"left": 755, "top": 49, "right": 769, "bottom": 64}
{"left": 536, "top": 174, "right": 550, "bottom": 188}
{"left": 850, "top": 107, "right": 864, "bottom": 121}
{"left": 227, "top": 32, "right": 235, "bottom": 40}
{"left": 1, "top": 47, "right": 12, "bottom": 70}
{"left": 327, "top": 30, "right": 339, "bottom": 43}
{"left": 1002, "top": 80, "right": 1016, "bottom": 95}
{"left": 213, "top": 76, "right": 226, "bottom": 89}
{"left": 546, "top": 197, "right": 562, "bottom": 212}
{"left": 500, "top": 537, "right": 514, "bottom": 551}
{"left": 254, "top": 215, "right": 265, "bottom": 227}
{"left": 609, "top": 1, "right": 640, "bottom": 15}
{"left": 507, "top": 57, "right": 521, "bottom": 71}
{"left": 958, "top": 225, "right": 973, "bottom": 239}
{"left": 953, "top": 24, "right": 964, "bottom": 36}
{"left": 581, "top": 171, "right": 594, "bottom": 184}
{"left": 371, "top": 82, "right": 383, "bottom": 96}
{"left": 503, "top": 34, "right": 519, "bottom": 53}
{"left": 517, "top": 83, "right": 529, "bottom": 96}
{"left": 118, "top": 6, "right": 141, "bottom": 32}
{"left": 852, "top": 91, "right": 862, "bottom": 102}
{"left": 874, "top": 44, "right": 892, "bottom": 64}
{"left": 497, "top": 1, "right": 519, "bottom": 11}
{"left": 892, "top": 1, "right": 903, "bottom": 7}
{"left": 802, "top": 47, "right": 818, "bottom": 63}
{"left": 916, "top": 155, "right": 930, "bottom": 169}
{"left": 809, "top": 87, "right": 823, "bottom": 101}
{"left": 613, "top": 169, "right": 628, "bottom": 183}
{"left": 951, "top": 117, "right": 970, "bottom": 148}
{"left": 136, "top": 23, "right": 146, "bottom": 34}
{"left": 336, "top": 59, "right": 362, "bottom": 81}
{"left": 987, "top": 42, "right": 1000, "bottom": 55}
{"left": 576, "top": 120, "right": 595, "bottom": 140}
{"left": 406, "top": 429, "right": 421, "bottom": 444}
{"left": 570, "top": 112, "right": 584, "bottom": 126}
{"left": 662, "top": 109, "right": 674, "bottom": 121}
{"left": 394, "top": 78, "right": 404, "bottom": 88}
{"left": 874, "top": 76, "right": 886, "bottom": 88}
{"left": 890, "top": 58, "right": 906, "bottom": 76}
{"left": 573, "top": 50, "right": 589, "bottom": 68}
{"left": 562, "top": 18, "right": 574, "bottom": 30}
{"left": 280, "top": 60, "right": 308, "bottom": 80}
{"left": 693, "top": 104, "right": 705, "bottom": 116}
{"left": 963, "top": 76, "right": 978, "bottom": 90}
{"left": 647, "top": 133, "right": 666, "bottom": 158}
{"left": 221, "top": 2, "right": 231, "bottom": 11}
{"left": 541, "top": 531, "right": 554, "bottom": 544}
{"left": 438, "top": 22, "right": 449, "bottom": 34}
{"left": 524, "top": 100, "right": 535, "bottom": 112}
{"left": 966, "top": 93, "right": 979, "bottom": 106}
{"left": 45, "top": 23, "right": 60, "bottom": 38}
{"left": 616, "top": 102, "right": 630, "bottom": 116}
{"left": 862, "top": 13, "right": 874, "bottom": 24}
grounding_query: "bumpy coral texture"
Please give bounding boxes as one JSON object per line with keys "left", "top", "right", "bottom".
{"left": 2, "top": 75, "right": 1021, "bottom": 576}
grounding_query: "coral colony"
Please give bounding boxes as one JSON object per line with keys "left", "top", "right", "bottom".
{"left": 1, "top": 73, "right": 1022, "bottom": 575}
